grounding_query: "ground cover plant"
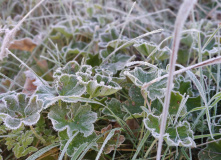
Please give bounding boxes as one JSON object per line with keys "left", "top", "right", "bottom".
{"left": 0, "top": 0, "right": 221, "bottom": 159}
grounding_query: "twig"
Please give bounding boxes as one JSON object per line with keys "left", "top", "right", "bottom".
{"left": 141, "top": 55, "right": 221, "bottom": 91}
{"left": 0, "top": 0, "right": 45, "bottom": 60}
{"left": 196, "top": 137, "right": 221, "bottom": 147}
{"left": 156, "top": 1, "right": 197, "bottom": 160}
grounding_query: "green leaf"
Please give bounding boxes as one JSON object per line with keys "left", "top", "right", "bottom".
{"left": 186, "top": 96, "right": 201, "bottom": 112}
{"left": 102, "top": 98, "right": 125, "bottom": 120}
{"left": 169, "top": 91, "right": 186, "bottom": 116}
{"left": 147, "top": 78, "right": 167, "bottom": 100}
{"left": 143, "top": 114, "right": 196, "bottom": 147}
{"left": 1, "top": 94, "right": 43, "bottom": 129}
{"left": 151, "top": 98, "right": 163, "bottom": 115}
{"left": 133, "top": 41, "right": 171, "bottom": 60}
{"left": 122, "top": 85, "right": 144, "bottom": 119}
{"left": 198, "top": 139, "right": 221, "bottom": 160}
{"left": 35, "top": 85, "right": 57, "bottom": 109}
{"left": 124, "top": 67, "right": 167, "bottom": 100}
{"left": 6, "top": 129, "right": 37, "bottom": 158}
{"left": 86, "top": 53, "right": 101, "bottom": 67}
{"left": 62, "top": 41, "right": 88, "bottom": 56}
{"left": 174, "top": 75, "right": 193, "bottom": 95}
{"left": 59, "top": 129, "right": 97, "bottom": 157}
{"left": 56, "top": 74, "right": 86, "bottom": 96}
{"left": 165, "top": 121, "right": 196, "bottom": 147}
{"left": 48, "top": 102, "right": 97, "bottom": 137}
{"left": 99, "top": 28, "right": 133, "bottom": 48}
{"left": 86, "top": 7, "right": 94, "bottom": 17}
{"left": 52, "top": 25, "right": 73, "bottom": 38}
{"left": 101, "top": 54, "right": 134, "bottom": 74}
{"left": 53, "top": 61, "right": 80, "bottom": 77}
{"left": 103, "top": 85, "right": 145, "bottom": 120}
{"left": 86, "top": 74, "right": 121, "bottom": 98}
{"left": 125, "top": 67, "right": 157, "bottom": 86}
{"left": 143, "top": 113, "right": 161, "bottom": 135}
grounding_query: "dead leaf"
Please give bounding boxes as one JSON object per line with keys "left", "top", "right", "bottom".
{"left": 126, "top": 119, "right": 140, "bottom": 137}
{"left": 97, "top": 124, "right": 125, "bottom": 154}
{"left": 9, "top": 38, "right": 37, "bottom": 52}
{"left": 22, "top": 70, "right": 44, "bottom": 96}
{"left": 0, "top": 79, "right": 11, "bottom": 93}
{"left": 34, "top": 57, "right": 48, "bottom": 71}
{"left": 113, "top": 119, "right": 140, "bottom": 138}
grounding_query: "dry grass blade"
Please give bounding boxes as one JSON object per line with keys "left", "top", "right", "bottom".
{"left": 156, "top": 0, "right": 197, "bottom": 160}
{"left": 0, "top": 0, "right": 45, "bottom": 60}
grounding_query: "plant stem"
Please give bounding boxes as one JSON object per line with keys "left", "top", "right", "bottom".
{"left": 30, "top": 125, "right": 46, "bottom": 145}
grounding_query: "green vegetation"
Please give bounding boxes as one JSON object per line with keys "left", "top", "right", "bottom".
{"left": 0, "top": 0, "right": 221, "bottom": 159}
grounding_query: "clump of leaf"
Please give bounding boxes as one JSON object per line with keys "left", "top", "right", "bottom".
{"left": 5, "top": 126, "right": 37, "bottom": 158}
{"left": 48, "top": 102, "right": 97, "bottom": 137}
{"left": 0, "top": 93, "right": 43, "bottom": 129}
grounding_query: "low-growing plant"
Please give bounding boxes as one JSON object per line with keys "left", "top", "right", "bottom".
{"left": 0, "top": 0, "right": 221, "bottom": 159}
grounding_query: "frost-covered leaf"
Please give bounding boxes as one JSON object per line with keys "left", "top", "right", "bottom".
{"left": 124, "top": 67, "right": 157, "bottom": 86}
{"left": 86, "top": 53, "right": 101, "bottom": 67}
{"left": 151, "top": 98, "right": 163, "bottom": 115}
{"left": 103, "top": 85, "right": 144, "bottom": 120}
{"left": 124, "top": 67, "right": 167, "bottom": 100}
{"left": 76, "top": 65, "right": 93, "bottom": 85}
{"left": 99, "top": 28, "right": 133, "bottom": 48}
{"left": 134, "top": 41, "right": 171, "bottom": 60}
{"left": 62, "top": 41, "right": 88, "bottom": 56}
{"left": 59, "top": 129, "right": 97, "bottom": 157}
{"left": 169, "top": 91, "right": 186, "bottom": 116}
{"left": 48, "top": 102, "right": 97, "bottom": 137}
{"left": 87, "top": 74, "right": 121, "bottom": 98}
{"left": 185, "top": 96, "right": 201, "bottom": 120}
{"left": 143, "top": 114, "right": 196, "bottom": 147}
{"left": 1, "top": 93, "right": 43, "bottom": 129}
{"left": 198, "top": 138, "right": 221, "bottom": 160}
{"left": 143, "top": 113, "right": 161, "bottom": 136}
{"left": 0, "top": 91, "right": 16, "bottom": 100}
{"left": 56, "top": 74, "right": 86, "bottom": 96}
{"left": 165, "top": 121, "right": 196, "bottom": 147}
{"left": 147, "top": 78, "right": 167, "bottom": 100}
{"left": 174, "top": 75, "right": 193, "bottom": 95}
{"left": 102, "top": 98, "right": 125, "bottom": 120}
{"left": 122, "top": 85, "right": 144, "bottom": 119}
{"left": 53, "top": 60, "right": 80, "bottom": 77}
{"left": 35, "top": 85, "right": 57, "bottom": 109}
{"left": 180, "top": 33, "right": 194, "bottom": 47}
{"left": 101, "top": 54, "right": 134, "bottom": 74}
{"left": 51, "top": 25, "right": 73, "bottom": 38}
{"left": 99, "top": 48, "right": 114, "bottom": 60}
